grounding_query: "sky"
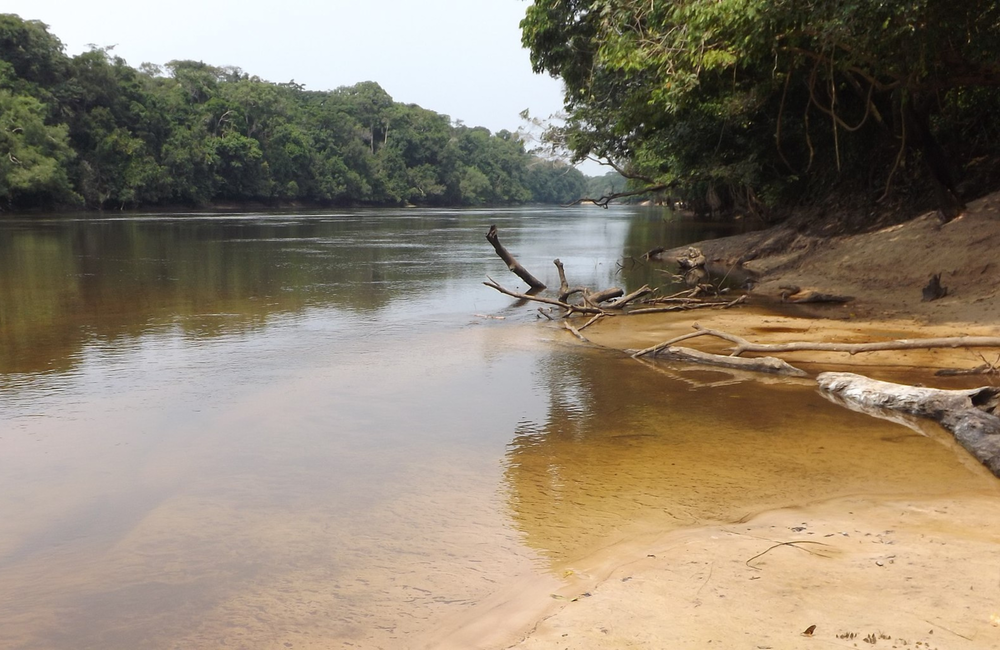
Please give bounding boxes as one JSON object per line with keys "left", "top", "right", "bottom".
{"left": 6, "top": 0, "right": 605, "bottom": 174}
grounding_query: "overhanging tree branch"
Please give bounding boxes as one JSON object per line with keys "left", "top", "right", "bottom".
{"left": 564, "top": 183, "right": 672, "bottom": 208}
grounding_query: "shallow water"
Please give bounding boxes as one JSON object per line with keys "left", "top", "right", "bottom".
{"left": 0, "top": 208, "right": 995, "bottom": 649}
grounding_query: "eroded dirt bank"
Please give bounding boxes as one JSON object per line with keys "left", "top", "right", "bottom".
{"left": 660, "top": 190, "right": 1000, "bottom": 326}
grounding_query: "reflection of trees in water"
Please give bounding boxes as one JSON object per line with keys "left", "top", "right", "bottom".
{"left": 0, "top": 215, "right": 459, "bottom": 375}
{"left": 502, "top": 347, "right": 964, "bottom": 567}
{"left": 503, "top": 348, "right": 714, "bottom": 565}
{"left": 617, "top": 209, "right": 752, "bottom": 293}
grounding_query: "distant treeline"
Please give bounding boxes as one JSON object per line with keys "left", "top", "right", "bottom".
{"left": 0, "top": 14, "right": 589, "bottom": 211}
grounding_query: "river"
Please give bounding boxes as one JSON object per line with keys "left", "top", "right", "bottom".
{"left": 0, "top": 207, "right": 994, "bottom": 649}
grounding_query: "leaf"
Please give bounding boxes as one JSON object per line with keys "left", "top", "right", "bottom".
{"left": 802, "top": 624, "right": 817, "bottom": 637}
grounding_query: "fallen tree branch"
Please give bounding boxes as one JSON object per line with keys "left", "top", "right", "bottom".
{"left": 578, "top": 313, "right": 606, "bottom": 331}
{"left": 629, "top": 346, "right": 808, "bottom": 377}
{"left": 553, "top": 259, "right": 587, "bottom": 302}
{"left": 483, "top": 277, "right": 604, "bottom": 315}
{"left": 563, "top": 183, "right": 671, "bottom": 209}
{"left": 607, "top": 285, "right": 653, "bottom": 310}
{"left": 745, "top": 540, "right": 833, "bottom": 569}
{"left": 627, "top": 295, "right": 747, "bottom": 316}
{"left": 935, "top": 352, "right": 1000, "bottom": 376}
{"left": 817, "top": 372, "right": 1000, "bottom": 476}
{"left": 667, "top": 325, "right": 1000, "bottom": 357}
{"left": 486, "top": 225, "right": 546, "bottom": 290}
{"left": 587, "top": 287, "right": 625, "bottom": 305}
{"left": 632, "top": 330, "right": 722, "bottom": 358}
{"left": 563, "top": 321, "right": 589, "bottom": 342}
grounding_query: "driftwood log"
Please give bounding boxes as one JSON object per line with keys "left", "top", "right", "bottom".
{"left": 635, "top": 346, "right": 808, "bottom": 377}
{"left": 817, "top": 372, "right": 1000, "bottom": 476}
{"left": 486, "top": 225, "right": 546, "bottom": 290}
{"left": 483, "top": 277, "right": 603, "bottom": 315}
{"left": 635, "top": 325, "right": 1000, "bottom": 358}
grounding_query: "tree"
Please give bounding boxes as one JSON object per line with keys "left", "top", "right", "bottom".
{"left": 0, "top": 14, "right": 68, "bottom": 99}
{"left": 522, "top": 0, "right": 1000, "bottom": 220}
{"left": 0, "top": 89, "right": 78, "bottom": 207}
{"left": 0, "top": 13, "right": 593, "bottom": 210}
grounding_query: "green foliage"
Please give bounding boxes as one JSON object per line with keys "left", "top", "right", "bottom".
{"left": 522, "top": 0, "right": 1000, "bottom": 218}
{"left": 0, "top": 14, "right": 594, "bottom": 210}
{"left": 0, "top": 89, "right": 78, "bottom": 207}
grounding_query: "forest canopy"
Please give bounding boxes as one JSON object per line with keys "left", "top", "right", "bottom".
{"left": 0, "top": 14, "right": 587, "bottom": 211}
{"left": 522, "top": 0, "right": 1000, "bottom": 222}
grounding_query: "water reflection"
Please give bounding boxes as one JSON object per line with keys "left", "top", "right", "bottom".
{"left": 0, "top": 206, "right": 765, "bottom": 648}
{"left": 0, "top": 206, "right": 741, "bottom": 379}
{"left": 504, "top": 346, "right": 996, "bottom": 565}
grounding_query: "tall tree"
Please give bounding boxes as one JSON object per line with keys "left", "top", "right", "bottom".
{"left": 522, "top": 0, "right": 1000, "bottom": 219}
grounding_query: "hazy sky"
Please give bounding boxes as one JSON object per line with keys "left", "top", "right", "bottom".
{"left": 7, "top": 0, "right": 604, "bottom": 172}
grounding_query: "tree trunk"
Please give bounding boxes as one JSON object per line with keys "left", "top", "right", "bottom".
{"left": 904, "top": 99, "right": 965, "bottom": 221}
{"left": 817, "top": 372, "right": 1000, "bottom": 476}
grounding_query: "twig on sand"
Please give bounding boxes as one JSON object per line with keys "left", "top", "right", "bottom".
{"left": 745, "top": 540, "right": 832, "bottom": 570}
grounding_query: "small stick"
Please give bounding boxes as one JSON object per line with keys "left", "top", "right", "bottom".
{"left": 745, "top": 541, "right": 832, "bottom": 569}
{"left": 632, "top": 330, "right": 713, "bottom": 358}
{"left": 628, "top": 295, "right": 746, "bottom": 315}
{"left": 563, "top": 322, "right": 589, "bottom": 342}
{"left": 578, "top": 313, "right": 605, "bottom": 331}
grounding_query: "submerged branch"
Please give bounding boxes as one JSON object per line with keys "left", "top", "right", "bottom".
{"left": 482, "top": 277, "right": 604, "bottom": 315}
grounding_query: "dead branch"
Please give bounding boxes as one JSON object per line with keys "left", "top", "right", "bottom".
{"left": 627, "top": 295, "right": 747, "bottom": 316}
{"left": 483, "top": 277, "right": 603, "bottom": 315}
{"left": 578, "top": 314, "right": 606, "bottom": 331}
{"left": 921, "top": 273, "right": 947, "bottom": 302}
{"left": 554, "top": 258, "right": 569, "bottom": 294}
{"left": 936, "top": 364, "right": 996, "bottom": 377}
{"left": 936, "top": 353, "right": 1000, "bottom": 376}
{"left": 745, "top": 540, "right": 833, "bottom": 570}
{"left": 817, "top": 372, "right": 1000, "bottom": 476}
{"left": 563, "top": 321, "right": 589, "bottom": 342}
{"left": 642, "top": 297, "right": 705, "bottom": 305}
{"left": 486, "top": 225, "right": 546, "bottom": 290}
{"left": 679, "top": 325, "right": 1000, "bottom": 357}
{"left": 631, "top": 330, "right": 722, "bottom": 358}
{"left": 563, "top": 183, "right": 671, "bottom": 209}
{"left": 587, "top": 287, "right": 625, "bottom": 304}
{"left": 779, "top": 286, "right": 854, "bottom": 304}
{"left": 643, "top": 287, "right": 701, "bottom": 303}
{"left": 635, "top": 346, "right": 808, "bottom": 377}
{"left": 607, "top": 285, "right": 653, "bottom": 310}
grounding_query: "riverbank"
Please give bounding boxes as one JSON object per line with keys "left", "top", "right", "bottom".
{"left": 661, "top": 190, "right": 1000, "bottom": 326}
{"left": 485, "top": 195, "right": 1000, "bottom": 649}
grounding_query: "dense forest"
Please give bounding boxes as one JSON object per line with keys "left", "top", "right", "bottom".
{"left": 523, "top": 0, "right": 1000, "bottom": 225}
{"left": 0, "top": 14, "right": 589, "bottom": 211}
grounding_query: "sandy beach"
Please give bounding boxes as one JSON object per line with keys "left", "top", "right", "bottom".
{"left": 449, "top": 194, "right": 1000, "bottom": 649}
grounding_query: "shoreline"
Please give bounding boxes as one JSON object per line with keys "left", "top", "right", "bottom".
{"left": 489, "top": 307, "right": 1000, "bottom": 649}
{"left": 469, "top": 186, "right": 1000, "bottom": 649}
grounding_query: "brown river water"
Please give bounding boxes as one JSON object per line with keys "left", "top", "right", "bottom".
{"left": 0, "top": 208, "right": 996, "bottom": 649}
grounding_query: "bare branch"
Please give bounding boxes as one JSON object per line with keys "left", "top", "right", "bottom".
{"left": 564, "top": 183, "right": 672, "bottom": 209}
{"left": 486, "top": 225, "right": 546, "bottom": 290}
{"left": 482, "top": 277, "right": 604, "bottom": 315}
